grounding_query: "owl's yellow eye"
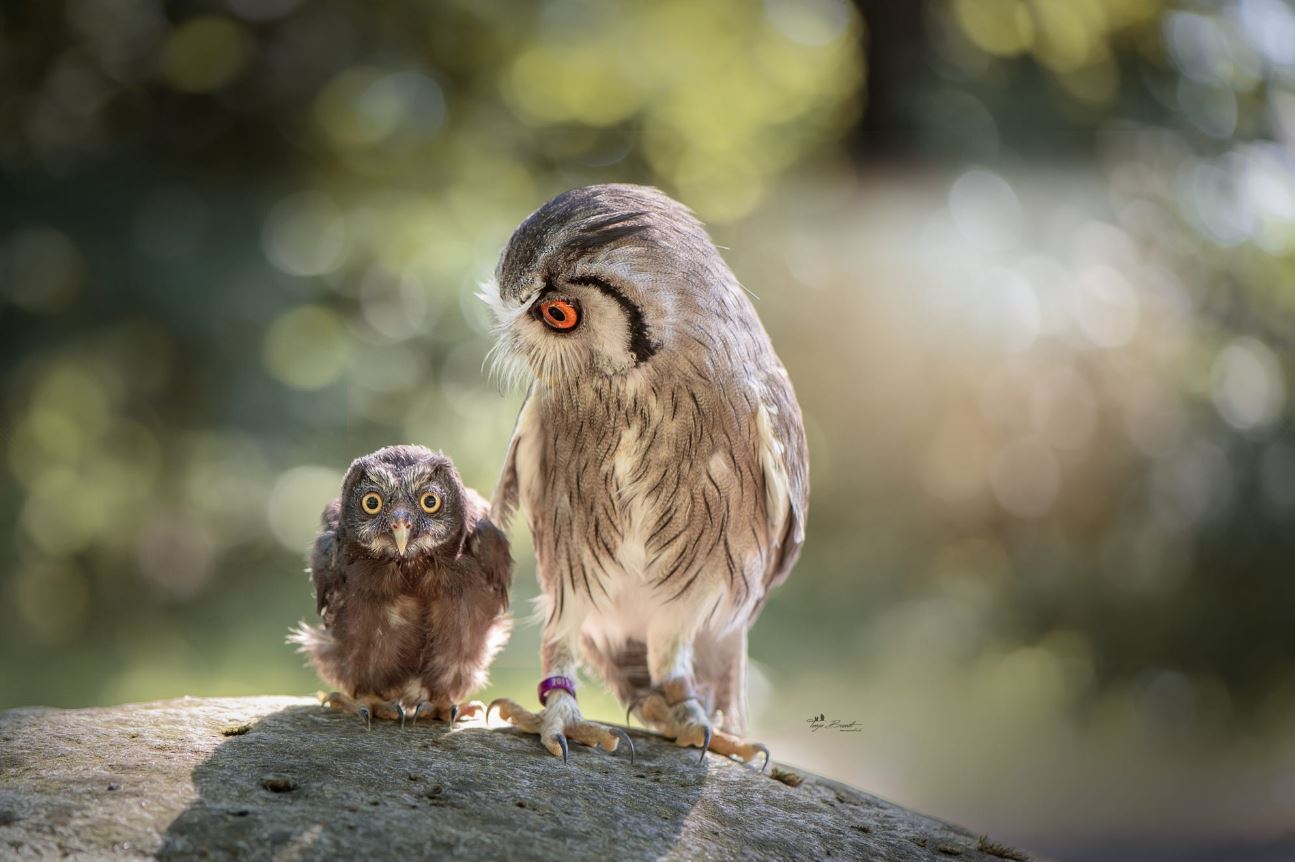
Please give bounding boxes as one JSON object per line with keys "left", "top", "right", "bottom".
{"left": 360, "top": 492, "right": 382, "bottom": 515}
{"left": 420, "top": 492, "right": 442, "bottom": 514}
{"left": 537, "top": 297, "right": 580, "bottom": 332}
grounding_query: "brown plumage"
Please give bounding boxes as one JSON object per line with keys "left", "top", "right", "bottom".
{"left": 290, "top": 445, "right": 513, "bottom": 725}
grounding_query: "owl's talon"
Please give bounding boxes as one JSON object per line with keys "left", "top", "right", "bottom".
{"left": 358, "top": 706, "right": 371, "bottom": 729}
{"left": 635, "top": 688, "right": 762, "bottom": 767}
{"left": 611, "top": 728, "right": 637, "bottom": 766}
{"left": 491, "top": 695, "right": 627, "bottom": 764}
{"left": 705, "top": 730, "right": 771, "bottom": 769}
{"left": 397, "top": 703, "right": 407, "bottom": 729}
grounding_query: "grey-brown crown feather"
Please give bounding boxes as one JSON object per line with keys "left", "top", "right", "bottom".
{"left": 495, "top": 184, "right": 702, "bottom": 300}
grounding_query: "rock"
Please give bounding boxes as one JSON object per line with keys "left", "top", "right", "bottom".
{"left": 0, "top": 696, "right": 1042, "bottom": 861}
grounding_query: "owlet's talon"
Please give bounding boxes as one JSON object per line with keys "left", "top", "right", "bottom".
{"left": 488, "top": 697, "right": 534, "bottom": 730}
{"left": 456, "top": 700, "right": 486, "bottom": 722}
{"left": 362, "top": 699, "right": 405, "bottom": 723}
{"left": 323, "top": 683, "right": 375, "bottom": 724}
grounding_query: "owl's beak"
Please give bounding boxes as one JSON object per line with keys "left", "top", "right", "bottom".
{"left": 390, "top": 519, "right": 411, "bottom": 556}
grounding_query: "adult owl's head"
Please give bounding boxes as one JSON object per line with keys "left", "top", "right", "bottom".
{"left": 484, "top": 184, "right": 728, "bottom": 387}
{"left": 339, "top": 445, "right": 465, "bottom": 561}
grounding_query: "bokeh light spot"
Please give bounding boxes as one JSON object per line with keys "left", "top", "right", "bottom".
{"left": 137, "top": 512, "right": 218, "bottom": 598}
{"left": 159, "top": 16, "right": 253, "bottom": 93}
{"left": 267, "top": 465, "right": 343, "bottom": 552}
{"left": 262, "top": 191, "right": 351, "bottom": 278}
{"left": 1, "top": 227, "right": 85, "bottom": 314}
{"left": 1210, "top": 336, "right": 1286, "bottom": 432}
{"left": 14, "top": 561, "right": 90, "bottom": 645}
{"left": 953, "top": 0, "right": 1034, "bottom": 57}
{"left": 1151, "top": 439, "right": 1231, "bottom": 528}
{"left": 262, "top": 305, "right": 352, "bottom": 390}
{"left": 763, "top": 0, "right": 851, "bottom": 47}
{"left": 990, "top": 437, "right": 1061, "bottom": 518}
{"left": 20, "top": 466, "right": 112, "bottom": 555}
{"left": 948, "top": 169, "right": 1022, "bottom": 250}
{"left": 1073, "top": 266, "right": 1139, "bottom": 348}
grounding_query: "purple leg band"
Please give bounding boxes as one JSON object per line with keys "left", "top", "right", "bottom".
{"left": 538, "top": 675, "right": 577, "bottom": 706}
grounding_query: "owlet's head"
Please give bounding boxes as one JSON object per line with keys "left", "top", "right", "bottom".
{"left": 484, "top": 184, "right": 729, "bottom": 387}
{"left": 339, "top": 445, "right": 465, "bottom": 561}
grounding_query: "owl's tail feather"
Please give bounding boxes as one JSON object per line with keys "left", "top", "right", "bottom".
{"left": 287, "top": 622, "right": 345, "bottom": 690}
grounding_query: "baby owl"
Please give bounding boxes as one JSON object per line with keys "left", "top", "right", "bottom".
{"left": 484, "top": 184, "right": 808, "bottom": 766}
{"left": 291, "top": 445, "right": 513, "bottom": 726}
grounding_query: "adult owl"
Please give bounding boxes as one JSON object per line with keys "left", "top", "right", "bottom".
{"left": 290, "top": 445, "right": 513, "bottom": 727}
{"left": 484, "top": 185, "right": 808, "bottom": 767}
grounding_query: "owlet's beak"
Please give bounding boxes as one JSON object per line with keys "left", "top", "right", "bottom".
{"left": 390, "top": 516, "right": 412, "bottom": 556}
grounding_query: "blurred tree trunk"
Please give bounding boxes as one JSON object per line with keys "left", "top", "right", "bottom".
{"left": 853, "top": 0, "right": 930, "bottom": 158}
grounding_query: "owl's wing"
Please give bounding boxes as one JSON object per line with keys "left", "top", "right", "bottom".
{"left": 309, "top": 498, "right": 346, "bottom": 621}
{"left": 466, "top": 515, "right": 514, "bottom": 607}
{"left": 491, "top": 385, "right": 541, "bottom": 532}
{"left": 457, "top": 485, "right": 512, "bottom": 607}
{"left": 756, "top": 366, "right": 809, "bottom": 596}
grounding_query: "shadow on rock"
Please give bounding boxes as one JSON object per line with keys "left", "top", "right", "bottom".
{"left": 159, "top": 704, "right": 702, "bottom": 860}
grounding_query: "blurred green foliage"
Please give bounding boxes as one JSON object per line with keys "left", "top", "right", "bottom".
{"left": 2, "top": 1, "right": 1294, "bottom": 857}
{"left": 0, "top": 0, "right": 862, "bottom": 709}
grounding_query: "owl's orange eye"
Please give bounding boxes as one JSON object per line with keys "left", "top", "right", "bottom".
{"left": 420, "top": 492, "right": 442, "bottom": 514}
{"left": 360, "top": 492, "right": 382, "bottom": 515}
{"left": 537, "top": 298, "right": 580, "bottom": 332}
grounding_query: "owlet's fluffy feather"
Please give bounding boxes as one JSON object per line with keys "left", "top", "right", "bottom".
{"left": 291, "top": 445, "right": 512, "bottom": 718}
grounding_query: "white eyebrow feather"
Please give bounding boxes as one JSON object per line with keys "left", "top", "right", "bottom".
{"left": 478, "top": 276, "right": 545, "bottom": 393}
